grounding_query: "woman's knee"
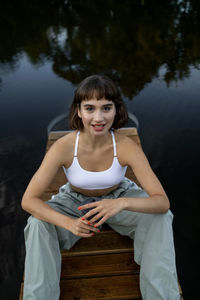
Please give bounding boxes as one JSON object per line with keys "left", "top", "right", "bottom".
{"left": 134, "top": 210, "right": 173, "bottom": 237}
{"left": 25, "top": 216, "right": 55, "bottom": 236}
{"left": 156, "top": 209, "right": 174, "bottom": 227}
{"left": 27, "top": 215, "right": 47, "bottom": 227}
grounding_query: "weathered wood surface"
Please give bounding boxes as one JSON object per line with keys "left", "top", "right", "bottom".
{"left": 20, "top": 274, "right": 141, "bottom": 300}
{"left": 59, "top": 274, "right": 141, "bottom": 300}
{"left": 64, "top": 229, "right": 133, "bottom": 256}
{"left": 19, "top": 127, "right": 183, "bottom": 299}
{"left": 61, "top": 252, "right": 139, "bottom": 279}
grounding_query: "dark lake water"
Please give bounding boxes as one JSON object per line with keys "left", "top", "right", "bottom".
{"left": 0, "top": 1, "right": 200, "bottom": 299}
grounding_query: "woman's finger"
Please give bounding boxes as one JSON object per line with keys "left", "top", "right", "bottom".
{"left": 79, "top": 232, "right": 95, "bottom": 238}
{"left": 93, "top": 215, "right": 108, "bottom": 228}
{"left": 82, "top": 207, "right": 100, "bottom": 220}
{"left": 78, "top": 202, "right": 99, "bottom": 211}
{"left": 88, "top": 210, "right": 105, "bottom": 224}
{"left": 79, "top": 218, "right": 100, "bottom": 233}
{"left": 77, "top": 224, "right": 100, "bottom": 237}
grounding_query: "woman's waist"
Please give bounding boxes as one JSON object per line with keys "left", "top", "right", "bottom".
{"left": 70, "top": 184, "right": 120, "bottom": 197}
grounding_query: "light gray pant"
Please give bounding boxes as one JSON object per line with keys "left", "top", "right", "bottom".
{"left": 23, "top": 178, "right": 180, "bottom": 300}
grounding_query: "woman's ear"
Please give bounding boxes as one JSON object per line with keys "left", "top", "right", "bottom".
{"left": 77, "top": 105, "right": 82, "bottom": 118}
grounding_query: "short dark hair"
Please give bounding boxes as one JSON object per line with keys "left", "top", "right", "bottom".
{"left": 69, "top": 75, "right": 128, "bottom": 130}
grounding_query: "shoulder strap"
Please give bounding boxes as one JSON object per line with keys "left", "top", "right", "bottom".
{"left": 74, "top": 131, "right": 80, "bottom": 157}
{"left": 111, "top": 131, "right": 117, "bottom": 157}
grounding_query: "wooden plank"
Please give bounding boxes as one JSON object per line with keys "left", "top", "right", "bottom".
{"left": 61, "top": 252, "right": 139, "bottom": 279}
{"left": 19, "top": 281, "right": 184, "bottom": 300}
{"left": 47, "top": 128, "right": 140, "bottom": 142}
{"left": 46, "top": 128, "right": 141, "bottom": 154}
{"left": 63, "top": 231, "right": 133, "bottom": 257}
{"left": 19, "top": 276, "right": 142, "bottom": 300}
{"left": 59, "top": 274, "right": 141, "bottom": 300}
{"left": 19, "top": 284, "right": 23, "bottom": 300}
{"left": 41, "top": 168, "right": 66, "bottom": 197}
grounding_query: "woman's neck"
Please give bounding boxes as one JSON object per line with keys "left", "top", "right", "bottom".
{"left": 79, "top": 129, "right": 112, "bottom": 148}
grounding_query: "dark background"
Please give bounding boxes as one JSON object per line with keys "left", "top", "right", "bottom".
{"left": 0, "top": 1, "right": 200, "bottom": 299}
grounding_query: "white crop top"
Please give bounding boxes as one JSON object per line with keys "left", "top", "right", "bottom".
{"left": 63, "top": 131, "right": 127, "bottom": 190}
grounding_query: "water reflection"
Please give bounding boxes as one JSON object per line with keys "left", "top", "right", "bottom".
{"left": 0, "top": 1, "right": 200, "bottom": 299}
{"left": 1, "top": 0, "right": 200, "bottom": 98}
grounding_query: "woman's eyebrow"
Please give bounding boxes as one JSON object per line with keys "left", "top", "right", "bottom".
{"left": 103, "top": 103, "right": 113, "bottom": 107}
{"left": 83, "top": 104, "right": 95, "bottom": 107}
{"left": 83, "top": 103, "right": 113, "bottom": 107}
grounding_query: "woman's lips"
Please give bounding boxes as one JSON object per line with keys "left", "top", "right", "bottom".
{"left": 92, "top": 124, "right": 105, "bottom": 131}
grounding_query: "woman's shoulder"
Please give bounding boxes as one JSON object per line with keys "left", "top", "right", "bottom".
{"left": 46, "top": 131, "right": 78, "bottom": 167}
{"left": 56, "top": 130, "right": 77, "bottom": 144}
{"left": 114, "top": 130, "right": 138, "bottom": 147}
{"left": 114, "top": 130, "right": 141, "bottom": 165}
{"left": 49, "top": 131, "right": 77, "bottom": 155}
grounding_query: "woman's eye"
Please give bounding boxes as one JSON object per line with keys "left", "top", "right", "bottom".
{"left": 103, "top": 106, "right": 111, "bottom": 111}
{"left": 86, "top": 107, "right": 94, "bottom": 111}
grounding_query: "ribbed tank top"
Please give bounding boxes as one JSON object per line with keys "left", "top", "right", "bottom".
{"left": 63, "top": 131, "right": 127, "bottom": 190}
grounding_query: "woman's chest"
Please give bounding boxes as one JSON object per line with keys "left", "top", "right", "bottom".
{"left": 77, "top": 147, "right": 114, "bottom": 172}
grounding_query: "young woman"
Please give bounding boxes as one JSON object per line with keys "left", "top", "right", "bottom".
{"left": 22, "top": 75, "right": 180, "bottom": 299}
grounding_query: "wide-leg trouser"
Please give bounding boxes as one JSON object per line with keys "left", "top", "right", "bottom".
{"left": 23, "top": 178, "right": 180, "bottom": 300}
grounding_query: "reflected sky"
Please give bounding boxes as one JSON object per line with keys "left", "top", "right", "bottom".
{"left": 0, "top": 53, "right": 74, "bottom": 137}
{"left": 1, "top": 51, "right": 200, "bottom": 139}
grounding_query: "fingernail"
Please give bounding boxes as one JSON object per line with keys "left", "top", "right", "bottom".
{"left": 78, "top": 207, "right": 81, "bottom": 210}
{"left": 81, "top": 217, "right": 85, "bottom": 221}
{"left": 97, "top": 229, "right": 100, "bottom": 233}
{"left": 88, "top": 221, "right": 91, "bottom": 225}
{"left": 94, "top": 225, "right": 97, "bottom": 228}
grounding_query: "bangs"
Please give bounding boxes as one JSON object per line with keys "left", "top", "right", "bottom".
{"left": 74, "top": 75, "right": 119, "bottom": 103}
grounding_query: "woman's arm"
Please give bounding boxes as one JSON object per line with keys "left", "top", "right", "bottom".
{"left": 119, "top": 137, "right": 170, "bottom": 214}
{"left": 22, "top": 139, "right": 71, "bottom": 227}
{"left": 79, "top": 137, "right": 170, "bottom": 227}
{"left": 22, "top": 137, "right": 98, "bottom": 237}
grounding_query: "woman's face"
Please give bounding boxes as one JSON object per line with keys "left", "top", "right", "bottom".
{"left": 78, "top": 98, "right": 116, "bottom": 136}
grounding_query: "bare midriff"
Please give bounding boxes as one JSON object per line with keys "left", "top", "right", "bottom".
{"left": 70, "top": 184, "right": 119, "bottom": 197}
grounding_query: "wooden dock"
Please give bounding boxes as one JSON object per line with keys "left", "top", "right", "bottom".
{"left": 19, "top": 128, "right": 182, "bottom": 299}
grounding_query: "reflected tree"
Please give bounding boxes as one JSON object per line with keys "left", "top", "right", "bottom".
{"left": 0, "top": 0, "right": 200, "bottom": 98}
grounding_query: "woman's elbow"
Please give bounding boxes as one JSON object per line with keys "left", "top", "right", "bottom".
{"left": 21, "top": 197, "right": 27, "bottom": 211}
{"left": 21, "top": 195, "right": 31, "bottom": 212}
{"left": 162, "top": 205, "right": 170, "bottom": 214}
{"left": 161, "top": 196, "right": 170, "bottom": 213}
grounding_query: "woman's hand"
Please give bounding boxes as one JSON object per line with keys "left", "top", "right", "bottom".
{"left": 78, "top": 198, "right": 124, "bottom": 228}
{"left": 68, "top": 216, "right": 100, "bottom": 238}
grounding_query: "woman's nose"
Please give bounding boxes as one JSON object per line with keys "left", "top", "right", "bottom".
{"left": 94, "top": 110, "right": 104, "bottom": 121}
